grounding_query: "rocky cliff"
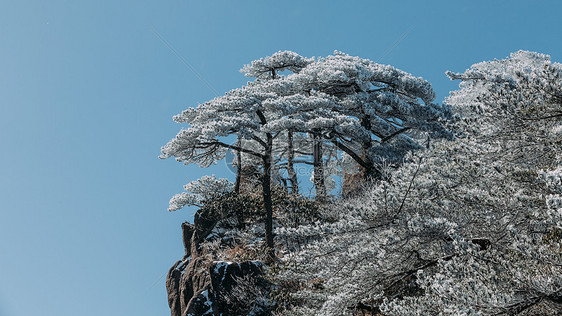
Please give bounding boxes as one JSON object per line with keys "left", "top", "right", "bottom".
{"left": 166, "top": 212, "right": 269, "bottom": 316}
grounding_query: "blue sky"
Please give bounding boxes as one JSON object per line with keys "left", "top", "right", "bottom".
{"left": 0, "top": 1, "right": 560, "bottom": 315}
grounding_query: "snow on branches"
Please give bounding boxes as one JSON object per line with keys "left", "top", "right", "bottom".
{"left": 240, "top": 50, "right": 314, "bottom": 79}
{"left": 446, "top": 50, "right": 562, "bottom": 168}
{"left": 161, "top": 50, "right": 451, "bottom": 208}
{"left": 274, "top": 51, "right": 562, "bottom": 316}
{"left": 168, "top": 175, "right": 233, "bottom": 211}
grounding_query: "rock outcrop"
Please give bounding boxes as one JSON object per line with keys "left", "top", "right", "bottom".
{"left": 166, "top": 212, "right": 266, "bottom": 316}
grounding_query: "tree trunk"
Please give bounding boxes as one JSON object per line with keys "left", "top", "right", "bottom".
{"left": 262, "top": 133, "right": 274, "bottom": 257}
{"left": 234, "top": 138, "right": 242, "bottom": 194}
{"left": 360, "top": 116, "right": 372, "bottom": 162}
{"left": 313, "top": 132, "right": 326, "bottom": 201}
{"left": 359, "top": 115, "right": 387, "bottom": 181}
{"left": 287, "top": 131, "right": 299, "bottom": 194}
{"left": 255, "top": 109, "right": 274, "bottom": 259}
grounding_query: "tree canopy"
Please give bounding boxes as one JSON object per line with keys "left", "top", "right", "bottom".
{"left": 160, "top": 50, "right": 452, "bottom": 252}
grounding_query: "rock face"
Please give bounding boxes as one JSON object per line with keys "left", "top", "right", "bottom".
{"left": 166, "top": 214, "right": 266, "bottom": 316}
{"left": 209, "top": 261, "right": 265, "bottom": 314}
{"left": 166, "top": 260, "right": 184, "bottom": 316}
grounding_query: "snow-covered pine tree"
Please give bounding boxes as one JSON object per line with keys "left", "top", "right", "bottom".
{"left": 161, "top": 50, "right": 452, "bottom": 256}
{"left": 160, "top": 82, "right": 282, "bottom": 251}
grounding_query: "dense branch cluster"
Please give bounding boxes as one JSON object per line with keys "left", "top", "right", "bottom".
{"left": 274, "top": 51, "right": 561, "bottom": 315}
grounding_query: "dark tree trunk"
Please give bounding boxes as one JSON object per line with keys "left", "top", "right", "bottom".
{"left": 359, "top": 115, "right": 390, "bottom": 182}
{"left": 262, "top": 133, "right": 274, "bottom": 257}
{"left": 287, "top": 131, "right": 299, "bottom": 194}
{"left": 312, "top": 132, "right": 326, "bottom": 201}
{"left": 255, "top": 109, "right": 274, "bottom": 259}
{"left": 234, "top": 138, "right": 242, "bottom": 194}
{"left": 360, "top": 115, "right": 372, "bottom": 161}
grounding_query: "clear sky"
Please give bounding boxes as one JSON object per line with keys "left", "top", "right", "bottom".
{"left": 0, "top": 1, "right": 560, "bottom": 315}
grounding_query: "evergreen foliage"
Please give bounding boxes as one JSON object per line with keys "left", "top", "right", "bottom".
{"left": 161, "top": 50, "right": 561, "bottom": 315}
